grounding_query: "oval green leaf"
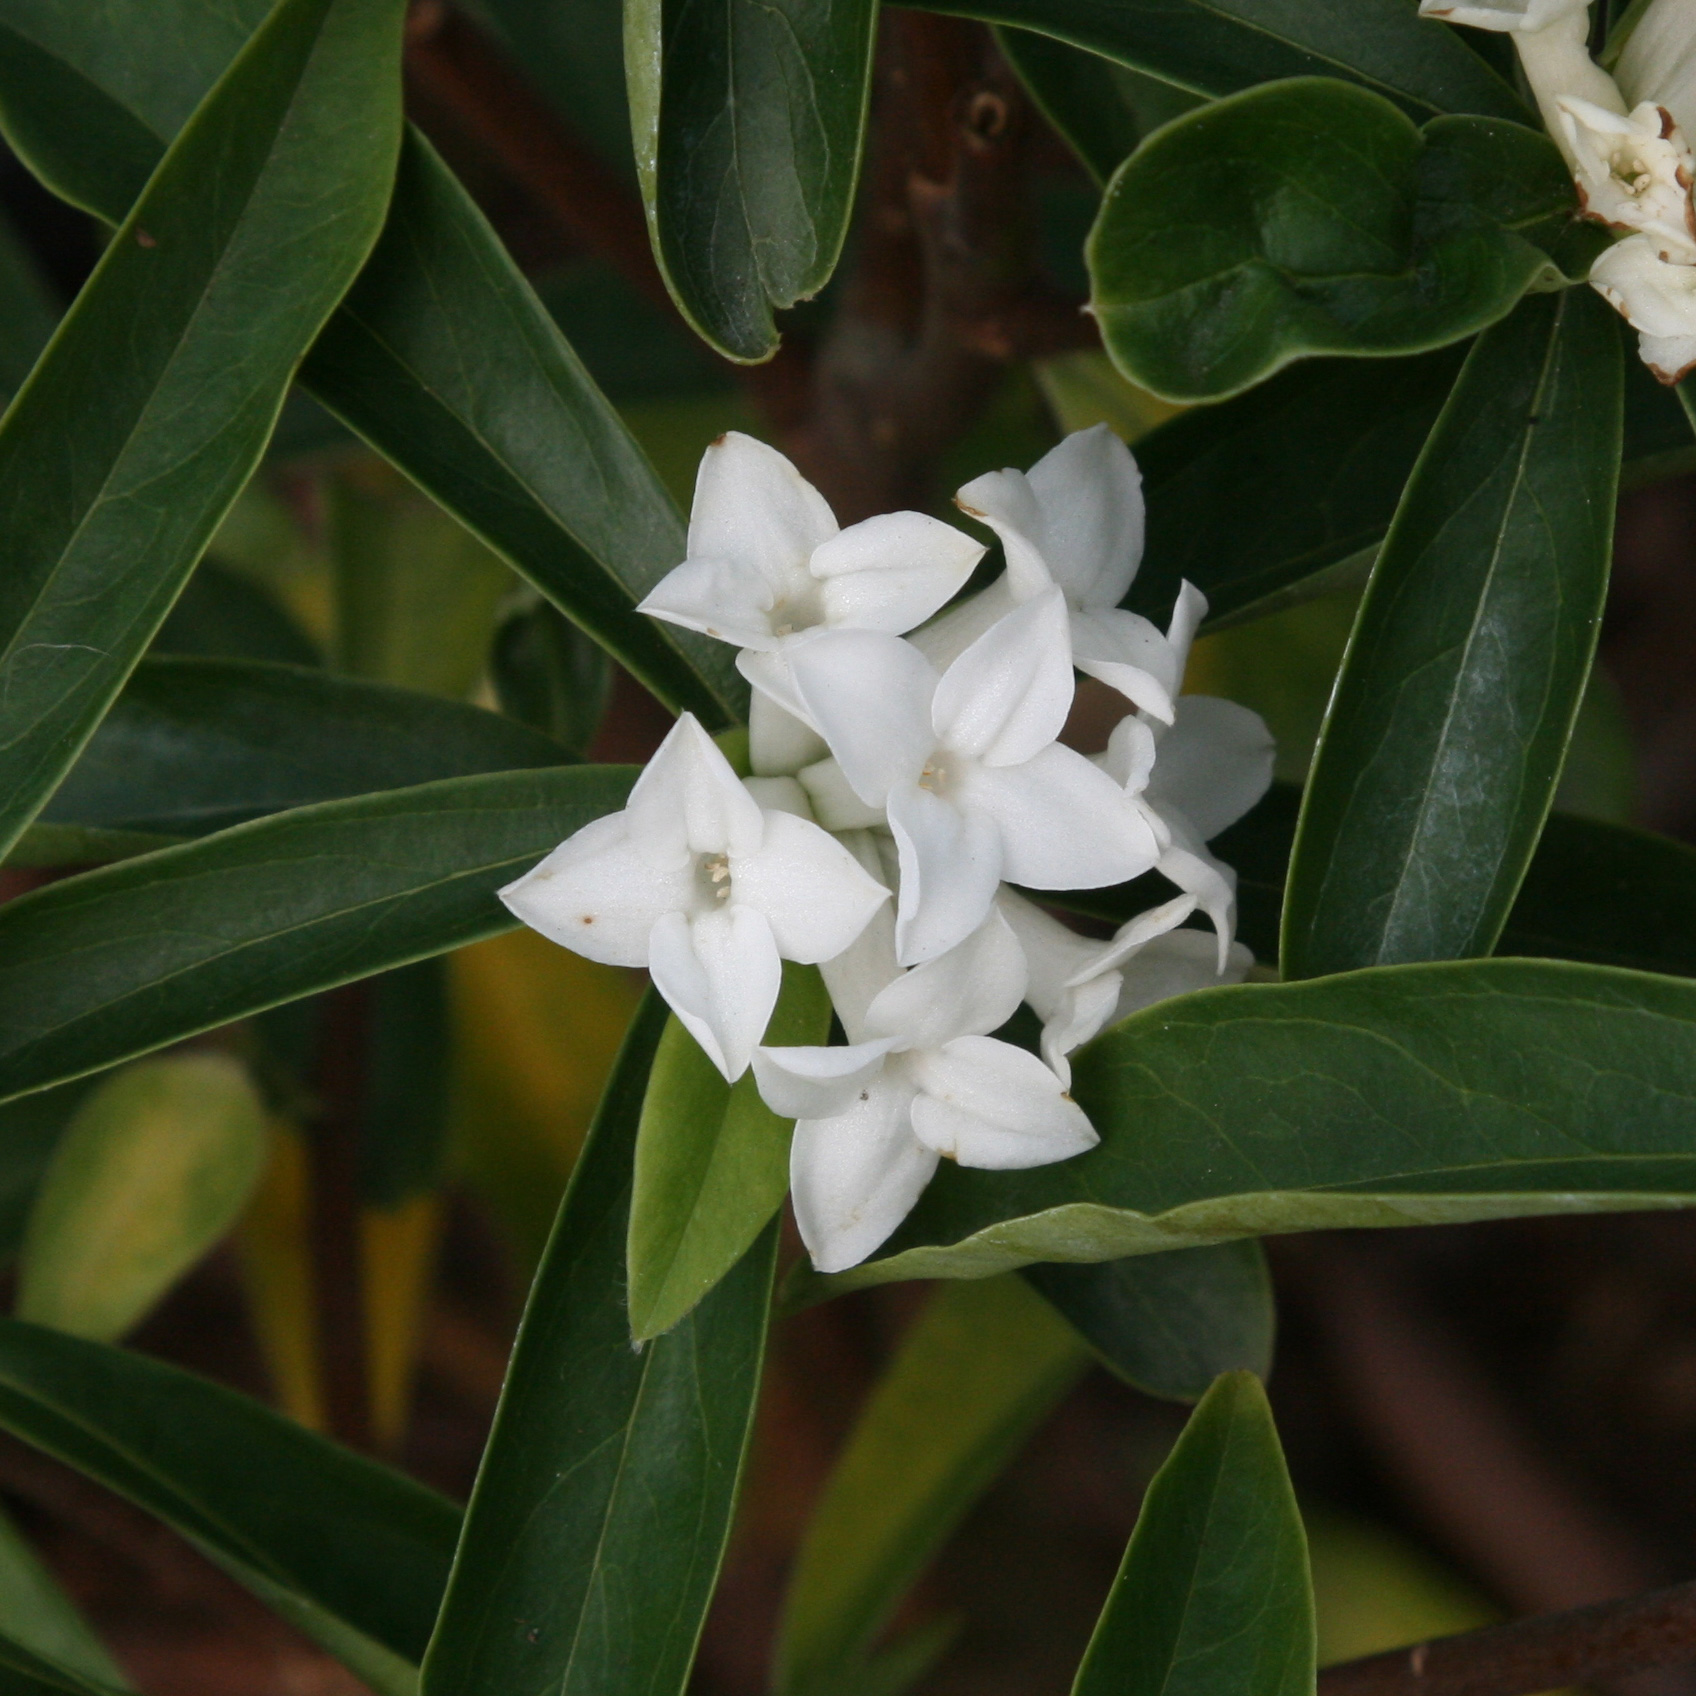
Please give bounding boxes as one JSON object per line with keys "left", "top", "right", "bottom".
{"left": 1072, "top": 1371, "right": 1313, "bottom": 1696}
{"left": 626, "top": 0, "right": 878, "bottom": 361}
{"left": 0, "top": 0, "right": 407, "bottom": 861}
{"left": 1088, "top": 78, "right": 1596, "bottom": 403}
{"left": 1283, "top": 287, "right": 1622, "bottom": 978}
{"left": 421, "top": 992, "right": 778, "bottom": 1696}
{"left": 0, "top": 1317, "right": 460, "bottom": 1693}
{"left": 1023, "top": 1240, "right": 1274, "bottom": 1401}
{"left": 17, "top": 1055, "right": 268, "bottom": 1342}
{"left": 0, "top": 765, "right": 634, "bottom": 1105}
{"left": 43, "top": 657, "right": 570, "bottom": 838}
{"left": 799, "top": 958, "right": 1696, "bottom": 1295}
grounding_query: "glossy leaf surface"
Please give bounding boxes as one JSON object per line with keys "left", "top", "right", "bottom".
{"left": 17, "top": 1055, "right": 268, "bottom": 1341}
{"left": 626, "top": 0, "right": 878, "bottom": 360}
{"left": 0, "top": 0, "right": 406, "bottom": 860}
{"left": 919, "top": 0, "right": 1525, "bottom": 120}
{"left": 0, "top": 1318, "right": 458, "bottom": 1692}
{"left": 1284, "top": 289, "right": 1621, "bottom": 978}
{"left": 995, "top": 27, "right": 1142, "bottom": 184}
{"left": 1072, "top": 1372, "right": 1313, "bottom": 1696}
{"left": 801, "top": 959, "right": 1696, "bottom": 1294}
{"left": 629, "top": 964, "right": 831, "bottom": 1341}
{"left": 1024, "top": 1241, "right": 1274, "bottom": 1401}
{"left": 422, "top": 993, "right": 778, "bottom": 1696}
{"left": 44, "top": 658, "right": 569, "bottom": 838}
{"left": 1088, "top": 79, "right": 1596, "bottom": 402}
{"left": 0, "top": 212, "right": 55, "bottom": 403}
{"left": 0, "top": 766, "right": 634, "bottom": 1104}
{"left": 775, "top": 1277, "right": 1087, "bottom": 1695}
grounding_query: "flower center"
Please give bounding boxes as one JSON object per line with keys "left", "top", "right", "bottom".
{"left": 768, "top": 581, "right": 826, "bottom": 639}
{"left": 695, "top": 852, "right": 733, "bottom": 906}
{"left": 918, "top": 751, "right": 956, "bottom": 796}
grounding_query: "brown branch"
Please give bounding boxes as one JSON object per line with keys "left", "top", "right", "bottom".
{"left": 1320, "top": 1579, "right": 1696, "bottom": 1696}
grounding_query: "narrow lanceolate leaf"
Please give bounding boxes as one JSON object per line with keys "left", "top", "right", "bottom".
{"left": 0, "top": 0, "right": 406, "bottom": 861}
{"left": 0, "top": 8, "right": 743, "bottom": 727}
{"left": 1072, "top": 1372, "right": 1313, "bottom": 1696}
{"left": 919, "top": 0, "right": 1525, "bottom": 120}
{"left": 0, "top": 210, "right": 56, "bottom": 403}
{"left": 626, "top": 0, "right": 878, "bottom": 361}
{"left": 0, "top": 1500, "right": 130, "bottom": 1690}
{"left": 629, "top": 964, "right": 832, "bottom": 1341}
{"left": 0, "top": 766, "right": 634, "bottom": 1105}
{"left": 0, "top": 1318, "right": 459, "bottom": 1694}
{"left": 1283, "top": 288, "right": 1623, "bottom": 979}
{"left": 0, "top": 1631, "right": 127, "bottom": 1696}
{"left": 1088, "top": 79, "right": 1599, "bottom": 403}
{"left": 799, "top": 959, "right": 1696, "bottom": 1295}
{"left": 43, "top": 658, "right": 570, "bottom": 838}
{"left": 1024, "top": 1241, "right": 1274, "bottom": 1402}
{"left": 774, "top": 1277, "right": 1087, "bottom": 1696}
{"left": 421, "top": 993, "right": 777, "bottom": 1696}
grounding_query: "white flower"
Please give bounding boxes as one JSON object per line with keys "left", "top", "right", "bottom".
{"left": 755, "top": 907, "right": 1097, "bottom": 1273}
{"left": 1558, "top": 96, "right": 1696, "bottom": 256}
{"left": 637, "top": 431, "right": 983, "bottom": 720}
{"left": 499, "top": 714, "right": 888, "bottom": 1081}
{"left": 1617, "top": 0, "right": 1696, "bottom": 142}
{"left": 913, "top": 425, "right": 1205, "bottom": 725}
{"left": 1099, "top": 695, "right": 1276, "bottom": 963}
{"left": 787, "top": 589, "right": 1160, "bottom": 965}
{"left": 1590, "top": 230, "right": 1696, "bottom": 379}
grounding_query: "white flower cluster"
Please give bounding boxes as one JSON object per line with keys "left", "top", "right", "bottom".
{"left": 501, "top": 427, "right": 1273, "bottom": 1271}
{"left": 1421, "top": 0, "right": 1696, "bottom": 380}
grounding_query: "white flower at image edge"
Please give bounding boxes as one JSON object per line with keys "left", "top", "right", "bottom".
{"left": 788, "top": 588, "right": 1160, "bottom": 965}
{"left": 919, "top": 423, "right": 1207, "bottom": 725}
{"left": 754, "top": 909, "right": 1097, "bottom": 1274}
{"left": 497, "top": 714, "right": 888, "bottom": 1082}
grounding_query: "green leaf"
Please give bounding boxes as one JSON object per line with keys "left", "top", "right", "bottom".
{"left": 625, "top": 0, "right": 877, "bottom": 361}
{"left": 0, "top": 1504, "right": 128, "bottom": 1690}
{"left": 798, "top": 957, "right": 1696, "bottom": 1295}
{"left": 421, "top": 992, "right": 778, "bottom": 1696}
{"left": 491, "top": 593, "right": 614, "bottom": 755}
{"left": 774, "top": 1276, "right": 1088, "bottom": 1695}
{"left": 629, "top": 963, "right": 831, "bottom": 1341}
{"left": 923, "top": 0, "right": 1526, "bottom": 120}
{"left": 1072, "top": 1372, "right": 1313, "bottom": 1696}
{"left": 1024, "top": 1241, "right": 1274, "bottom": 1401}
{"left": 0, "top": 0, "right": 406, "bottom": 863}
{"left": 1283, "top": 287, "right": 1622, "bottom": 978}
{"left": 151, "top": 561, "right": 321, "bottom": 667}
{"left": 0, "top": 8, "right": 743, "bottom": 725}
{"left": 995, "top": 27, "right": 1145, "bottom": 185}
{"left": 17, "top": 1055, "right": 268, "bottom": 1342}
{"left": 43, "top": 658, "right": 570, "bottom": 839}
{"left": 1088, "top": 78, "right": 1598, "bottom": 403}
{"left": 0, "top": 209, "right": 56, "bottom": 403}
{"left": 0, "top": 1317, "right": 459, "bottom": 1692}
{"left": 0, "top": 1632, "right": 126, "bottom": 1696}
{"left": 0, "top": 765, "right": 634, "bottom": 1105}
{"left": 0, "top": 1084, "right": 91, "bottom": 1262}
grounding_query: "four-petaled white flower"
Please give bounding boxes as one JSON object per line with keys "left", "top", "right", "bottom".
{"left": 499, "top": 714, "right": 888, "bottom": 1082}
{"left": 1558, "top": 97, "right": 1696, "bottom": 256}
{"left": 916, "top": 424, "right": 1206, "bottom": 725}
{"left": 788, "top": 588, "right": 1159, "bottom": 965}
{"left": 755, "top": 901, "right": 1097, "bottom": 1273}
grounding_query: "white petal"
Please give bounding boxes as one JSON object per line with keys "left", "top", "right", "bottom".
{"left": 908, "top": 577, "right": 1020, "bottom": 671}
{"left": 1152, "top": 808, "right": 1238, "bottom": 971}
{"left": 1113, "top": 929, "right": 1253, "bottom": 1023}
{"left": 738, "top": 647, "right": 817, "bottom": 733}
{"left": 864, "top": 907, "right": 1028, "bottom": 1049}
{"left": 811, "top": 512, "right": 985, "bottom": 634}
{"left": 749, "top": 686, "right": 828, "bottom": 776}
{"left": 1099, "top": 712, "right": 1158, "bottom": 794}
{"left": 1558, "top": 98, "right": 1696, "bottom": 257}
{"left": 994, "top": 887, "right": 1102, "bottom": 1017}
{"left": 627, "top": 713, "right": 765, "bottom": 860}
{"left": 1514, "top": 9, "right": 1632, "bottom": 158}
{"left": 886, "top": 783, "right": 1004, "bottom": 966}
{"left": 786, "top": 629, "right": 938, "bottom": 806}
{"left": 931, "top": 588, "right": 1073, "bottom": 767}
{"left": 1145, "top": 695, "right": 1276, "bottom": 841}
{"left": 1080, "top": 891, "right": 1201, "bottom": 981}
{"left": 1024, "top": 424, "right": 1145, "bottom": 608}
{"left": 752, "top": 1039, "right": 898, "bottom": 1120}
{"left": 909, "top": 1036, "right": 1099, "bottom": 1168}
{"left": 1618, "top": 0, "right": 1696, "bottom": 137}
{"left": 637, "top": 553, "right": 781, "bottom": 650}
{"left": 969, "top": 744, "right": 1159, "bottom": 890}
{"left": 686, "top": 432, "right": 836, "bottom": 600}
{"left": 819, "top": 844, "right": 904, "bottom": 1044}
{"left": 1071, "top": 608, "right": 1180, "bottom": 723}
{"left": 648, "top": 905, "right": 782, "bottom": 1081}
{"left": 1416, "top": 0, "right": 1586, "bottom": 31}
{"left": 1039, "top": 974, "right": 1125, "bottom": 1087}
{"left": 1166, "top": 580, "right": 1208, "bottom": 668}
{"left": 498, "top": 811, "right": 689, "bottom": 967}
{"left": 742, "top": 775, "right": 813, "bottom": 818}
{"left": 733, "top": 810, "right": 890, "bottom": 963}
{"left": 1637, "top": 328, "right": 1696, "bottom": 382}
{"left": 790, "top": 1078, "right": 937, "bottom": 1273}
{"left": 797, "top": 757, "right": 889, "bottom": 830}
{"left": 954, "top": 467, "right": 1056, "bottom": 601}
